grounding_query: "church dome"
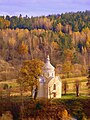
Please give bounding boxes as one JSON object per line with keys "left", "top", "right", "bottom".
{"left": 43, "top": 55, "right": 55, "bottom": 71}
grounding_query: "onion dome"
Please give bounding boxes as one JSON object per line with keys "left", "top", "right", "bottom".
{"left": 43, "top": 55, "right": 54, "bottom": 70}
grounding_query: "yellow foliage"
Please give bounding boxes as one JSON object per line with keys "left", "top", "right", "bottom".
{"left": 8, "top": 37, "right": 16, "bottom": 47}
{"left": 62, "top": 61, "right": 73, "bottom": 76}
{"left": 0, "top": 18, "right": 10, "bottom": 29}
{"left": 58, "top": 109, "right": 71, "bottom": 120}
{"left": 18, "top": 41, "right": 28, "bottom": 55}
{"left": 56, "top": 23, "right": 62, "bottom": 32}
{"left": 62, "top": 109, "right": 68, "bottom": 117}
{"left": 17, "top": 30, "right": 24, "bottom": 40}
{"left": 4, "top": 20, "right": 10, "bottom": 28}
{"left": 86, "top": 37, "right": 90, "bottom": 47}
{"left": 64, "top": 49, "right": 73, "bottom": 60}
{"left": 51, "top": 41, "right": 59, "bottom": 50}
{"left": 17, "top": 59, "right": 44, "bottom": 89}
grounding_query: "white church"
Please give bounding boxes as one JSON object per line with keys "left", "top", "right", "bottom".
{"left": 37, "top": 55, "right": 62, "bottom": 99}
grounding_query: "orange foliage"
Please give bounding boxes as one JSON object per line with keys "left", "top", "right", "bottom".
{"left": 18, "top": 41, "right": 28, "bottom": 55}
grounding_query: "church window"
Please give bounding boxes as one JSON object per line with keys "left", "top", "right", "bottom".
{"left": 53, "top": 84, "right": 56, "bottom": 90}
{"left": 53, "top": 92, "right": 56, "bottom": 97}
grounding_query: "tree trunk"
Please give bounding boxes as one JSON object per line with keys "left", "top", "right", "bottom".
{"left": 76, "top": 86, "right": 79, "bottom": 97}
{"left": 34, "top": 85, "right": 38, "bottom": 100}
{"left": 20, "top": 84, "right": 24, "bottom": 119}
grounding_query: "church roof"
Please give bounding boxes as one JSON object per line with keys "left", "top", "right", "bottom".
{"left": 43, "top": 55, "right": 55, "bottom": 70}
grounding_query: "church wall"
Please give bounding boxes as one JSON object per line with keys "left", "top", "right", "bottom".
{"left": 37, "top": 82, "right": 45, "bottom": 98}
{"left": 48, "top": 76, "right": 62, "bottom": 98}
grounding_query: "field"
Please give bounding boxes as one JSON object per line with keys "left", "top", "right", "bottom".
{"left": 62, "top": 76, "right": 88, "bottom": 96}
{"left": 0, "top": 76, "right": 89, "bottom": 98}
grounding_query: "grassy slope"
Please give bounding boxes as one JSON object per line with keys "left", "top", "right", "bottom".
{"left": 62, "top": 76, "right": 88, "bottom": 95}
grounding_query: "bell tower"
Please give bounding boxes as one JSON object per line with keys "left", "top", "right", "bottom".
{"left": 43, "top": 55, "right": 55, "bottom": 78}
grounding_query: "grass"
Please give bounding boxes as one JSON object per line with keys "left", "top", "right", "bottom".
{"left": 62, "top": 76, "right": 88, "bottom": 95}
{"left": 0, "top": 79, "right": 18, "bottom": 87}
{"left": 0, "top": 76, "right": 89, "bottom": 100}
{"left": 62, "top": 76, "right": 87, "bottom": 82}
{"left": 61, "top": 93, "right": 90, "bottom": 100}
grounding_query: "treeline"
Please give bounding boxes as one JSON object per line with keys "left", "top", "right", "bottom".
{"left": 0, "top": 11, "right": 90, "bottom": 32}
{"left": 0, "top": 11, "right": 90, "bottom": 76}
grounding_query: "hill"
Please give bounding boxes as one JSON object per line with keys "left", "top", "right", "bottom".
{"left": 0, "top": 11, "right": 90, "bottom": 71}
{"left": 0, "top": 58, "right": 17, "bottom": 81}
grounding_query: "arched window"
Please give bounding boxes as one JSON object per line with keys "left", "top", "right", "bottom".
{"left": 53, "top": 84, "right": 56, "bottom": 90}
{"left": 53, "top": 92, "right": 56, "bottom": 97}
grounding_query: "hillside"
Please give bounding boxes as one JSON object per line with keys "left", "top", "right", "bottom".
{"left": 0, "top": 11, "right": 90, "bottom": 70}
{"left": 0, "top": 58, "right": 17, "bottom": 81}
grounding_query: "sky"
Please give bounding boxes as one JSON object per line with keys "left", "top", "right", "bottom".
{"left": 0, "top": 0, "right": 90, "bottom": 17}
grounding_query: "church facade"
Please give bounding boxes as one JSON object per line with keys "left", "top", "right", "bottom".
{"left": 37, "top": 55, "right": 62, "bottom": 99}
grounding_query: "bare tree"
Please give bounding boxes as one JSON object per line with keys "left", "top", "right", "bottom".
{"left": 62, "top": 80, "right": 68, "bottom": 95}
{"left": 75, "top": 80, "right": 80, "bottom": 97}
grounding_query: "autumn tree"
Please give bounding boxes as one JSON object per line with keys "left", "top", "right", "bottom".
{"left": 0, "top": 18, "right": 10, "bottom": 29}
{"left": 86, "top": 36, "right": 90, "bottom": 55}
{"left": 50, "top": 41, "right": 60, "bottom": 62}
{"left": 62, "top": 61, "right": 73, "bottom": 78}
{"left": 18, "top": 41, "right": 28, "bottom": 60}
{"left": 56, "top": 23, "right": 62, "bottom": 32}
{"left": 64, "top": 49, "right": 73, "bottom": 61}
{"left": 17, "top": 59, "right": 44, "bottom": 98}
{"left": 4, "top": 19, "right": 10, "bottom": 28}
{"left": 0, "top": 18, "right": 4, "bottom": 29}
{"left": 17, "top": 59, "right": 44, "bottom": 118}
{"left": 62, "top": 24, "right": 72, "bottom": 34}
{"left": 32, "top": 17, "right": 53, "bottom": 30}
{"left": 7, "top": 37, "right": 16, "bottom": 60}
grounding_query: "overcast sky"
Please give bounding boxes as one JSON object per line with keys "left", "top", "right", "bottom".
{"left": 0, "top": 0, "right": 90, "bottom": 17}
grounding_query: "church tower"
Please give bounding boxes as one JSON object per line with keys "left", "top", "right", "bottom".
{"left": 43, "top": 55, "right": 55, "bottom": 78}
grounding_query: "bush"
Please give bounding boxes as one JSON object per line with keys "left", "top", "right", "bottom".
{"left": 0, "top": 111, "right": 13, "bottom": 120}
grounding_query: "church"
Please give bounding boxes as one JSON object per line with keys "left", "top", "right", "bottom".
{"left": 37, "top": 55, "right": 62, "bottom": 99}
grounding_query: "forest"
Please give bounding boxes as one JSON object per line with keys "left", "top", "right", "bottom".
{"left": 0, "top": 11, "right": 90, "bottom": 77}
